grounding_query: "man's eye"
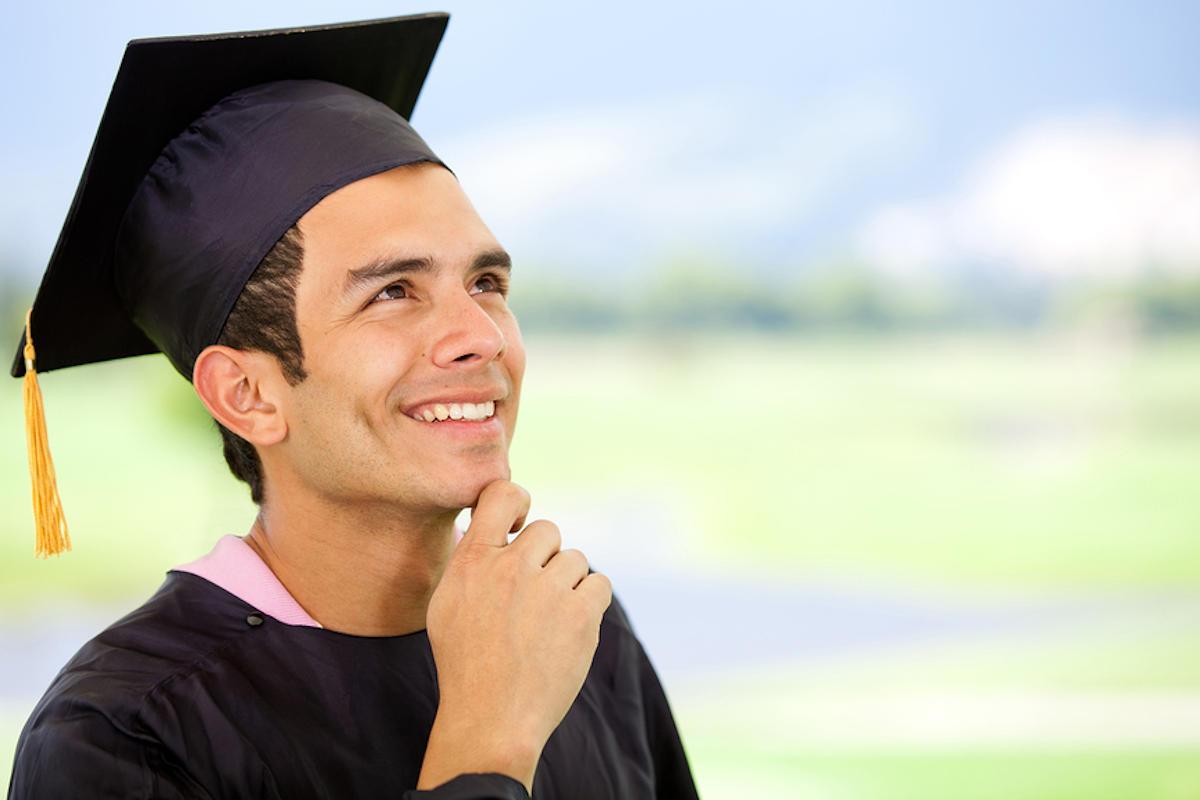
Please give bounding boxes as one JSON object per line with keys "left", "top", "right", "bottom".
{"left": 371, "top": 283, "right": 408, "bottom": 303}
{"left": 473, "top": 272, "right": 509, "bottom": 296}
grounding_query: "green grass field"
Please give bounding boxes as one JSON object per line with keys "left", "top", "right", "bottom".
{"left": 2, "top": 331, "right": 1198, "bottom": 797}
{"left": 684, "top": 748, "right": 1200, "bottom": 800}
{"left": 512, "top": 330, "right": 1200, "bottom": 588}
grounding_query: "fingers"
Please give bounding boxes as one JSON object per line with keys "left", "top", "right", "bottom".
{"left": 541, "top": 548, "right": 590, "bottom": 589}
{"left": 509, "top": 520, "right": 561, "bottom": 567}
{"left": 463, "top": 480, "right": 531, "bottom": 548}
{"left": 460, "top": 482, "right": 608, "bottom": 621}
{"left": 542, "top": 548, "right": 611, "bottom": 637}
{"left": 574, "top": 571, "right": 613, "bottom": 619}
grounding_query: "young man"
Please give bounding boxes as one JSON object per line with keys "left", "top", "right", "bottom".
{"left": 8, "top": 15, "right": 699, "bottom": 800}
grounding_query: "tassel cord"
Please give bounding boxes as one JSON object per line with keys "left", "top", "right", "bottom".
{"left": 23, "top": 308, "right": 71, "bottom": 557}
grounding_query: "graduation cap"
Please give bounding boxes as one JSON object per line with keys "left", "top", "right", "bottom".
{"left": 13, "top": 13, "right": 452, "bottom": 557}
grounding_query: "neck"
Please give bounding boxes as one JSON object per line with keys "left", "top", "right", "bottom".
{"left": 243, "top": 489, "right": 459, "bottom": 636}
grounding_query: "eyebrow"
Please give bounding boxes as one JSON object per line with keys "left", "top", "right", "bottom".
{"left": 340, "top": 248, "right": 512, "bottom": 299}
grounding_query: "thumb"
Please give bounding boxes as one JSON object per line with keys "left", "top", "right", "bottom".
{"left": 459, "top": 480, "right": 531, "bottom": 549}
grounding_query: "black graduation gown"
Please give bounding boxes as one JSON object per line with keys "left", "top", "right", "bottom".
{"left": 7, "top": 571, "right": 699, "bottom": 799}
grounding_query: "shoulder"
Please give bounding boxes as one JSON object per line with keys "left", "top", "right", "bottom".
{"left": 595, "top": 575, "right": 650, "bottom": 669}
{"left": 49, "top": 571, "right": 258, "bottom": 697}
{"left": 10, "top": 572, "right": 255, "bottom": 797}
{"left": 16, "top": 572, "right": 259, "bottom": 746}
{"left": 588, "top": 577, "right": 660, "bottom": 694}
{"left": 601, "top": 586, "right": 637, "bottom": 637}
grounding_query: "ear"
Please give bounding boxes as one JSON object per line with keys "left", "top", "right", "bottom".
{"left": 192, "top": 345, "right": 288, "bottom": 447}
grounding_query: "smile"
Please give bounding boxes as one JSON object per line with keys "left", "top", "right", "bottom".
{"left": 408, "top": 400, "right": 496, "bottom": 423}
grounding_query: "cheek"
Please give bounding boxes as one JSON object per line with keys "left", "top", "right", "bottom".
{"left": 501, "top": 315, "right": 527, "bottom": 376}
{"left": 509, "top": 347, "right": 527, "bottom": 393}
{"left": 289, "top": 371, "right": 350, "bottom": 440}
{"left": 337, "top": 323, "right": 421, "bottom": 381}
{"left": 502, "top": 324, "right": 526, "bottom": 427}
{"left": 300, "top": 340, "right": 407, "bottom": 429}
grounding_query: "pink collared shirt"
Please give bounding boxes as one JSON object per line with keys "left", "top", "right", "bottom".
{"left": 172, "top": 529, "right": 465, "bottom": 628}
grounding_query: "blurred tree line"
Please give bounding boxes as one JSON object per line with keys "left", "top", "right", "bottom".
{"left": 3, "top": 258, "right": 1199, "bottom": 344}
{"left": 507, "top": 259, "right": 1200, "bottom": 336}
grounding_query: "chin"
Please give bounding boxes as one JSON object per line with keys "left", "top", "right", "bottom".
{"left": 431, "top": 460, "right": 512, "bottom": 510}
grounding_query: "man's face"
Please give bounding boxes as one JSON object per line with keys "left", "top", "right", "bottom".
{"left": 276, "top": 162, "right": 525, "bottom": 513}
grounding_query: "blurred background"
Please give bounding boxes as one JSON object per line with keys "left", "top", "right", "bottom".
{"left": 3, "top": 1, "right": 1199, "bottom": 797}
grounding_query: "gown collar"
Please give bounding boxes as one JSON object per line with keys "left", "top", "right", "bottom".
{"left": 171, "top": 527, "right": 467, "bottom": 629}
{"left": 172, "top": 535, "right": 325, "bottom": 627}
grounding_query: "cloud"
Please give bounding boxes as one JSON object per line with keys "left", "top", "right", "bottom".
{"left": 435, "top": 87, "right": 919, "bottom": 272}
{"left": 857, "top": 114, "right": 1200, "bottom": 280}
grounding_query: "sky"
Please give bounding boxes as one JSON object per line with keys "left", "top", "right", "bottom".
{"left": 0, "top": 0, "right": 1197, "bottom": 289}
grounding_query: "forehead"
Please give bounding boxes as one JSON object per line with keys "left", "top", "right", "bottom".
{"left": 295, "top": 162, "right": 497, "bottom": 291}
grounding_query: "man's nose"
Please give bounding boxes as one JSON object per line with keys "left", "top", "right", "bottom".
{"left": 429, "top": 289, "right": 506, "bottom": 368}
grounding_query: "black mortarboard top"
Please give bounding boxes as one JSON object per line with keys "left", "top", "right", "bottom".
{"left": 13, "top": 13, "right": 452, "bottom": 557}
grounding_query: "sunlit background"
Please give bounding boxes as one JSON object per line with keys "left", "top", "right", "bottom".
{"left": 3, "top": 2, "right": 1199, "bottom": 798}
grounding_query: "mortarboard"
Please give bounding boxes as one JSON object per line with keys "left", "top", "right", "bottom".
{"left": 12, "top": 13, "right": 452, "bottom": 557}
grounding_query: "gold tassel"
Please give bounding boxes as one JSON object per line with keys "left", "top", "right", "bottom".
{"left": 22, "top": 308, "right": 71, "bottom": 557}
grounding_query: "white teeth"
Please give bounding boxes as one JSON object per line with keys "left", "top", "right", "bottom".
{"left": 414, "top": 400, "right": 498, "bottom": 422}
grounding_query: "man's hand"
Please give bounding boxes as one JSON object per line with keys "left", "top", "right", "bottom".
{"left": 416, "top": 480, "right": 612, "bottom": 794}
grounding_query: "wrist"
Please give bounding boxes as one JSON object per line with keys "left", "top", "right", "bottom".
{"left": 417, "top": 707, "right": 542, "bottom": 793}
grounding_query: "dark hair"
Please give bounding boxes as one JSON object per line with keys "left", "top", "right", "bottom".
{"left": 213, "top": 224, "right": 307, "bottom": 504}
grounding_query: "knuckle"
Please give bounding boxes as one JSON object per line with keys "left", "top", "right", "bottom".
{"left": 527, "top": 519, "right": 561, "bottom": 546}
{"left": 502, "top": 481, "right": 530, "bottom": 505}
{"left": 592, "top": 573, "right": 613, "bottom": 604}
{"left": 487, "top": 480, "right": 519, "bottom": 503}
{"left": 565, "top": 549, "right": 589, "bottom": 570}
